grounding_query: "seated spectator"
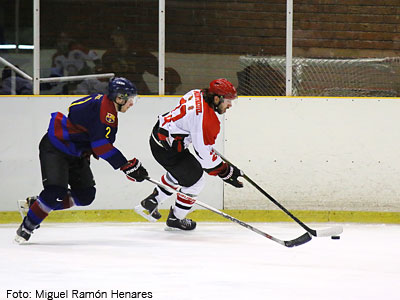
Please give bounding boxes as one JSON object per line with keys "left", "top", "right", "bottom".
{"left": 165, "top": 67, "right": 182, "bottom": 95}
{"left": 102, "top": 27, "right": 159, "bottom": 94}
{"left": 73, "top": 60, "right": 109, "bottom": 95}
{"left": 51, "top": 31, "right": 100, "bottom": 77}
{"left": 43, "top": 31, "right": 101, "bottom": 94}
{"left": 237, "top": 63, "right": 285, "bottom": 96}
{"left": 0, "top": 66, "right": 33, "bottom": 95}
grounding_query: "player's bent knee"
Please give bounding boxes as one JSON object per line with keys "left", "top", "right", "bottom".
{"left": 180, "top": 174, "right": 205, "bottom": 196}
{"left": 71, "top": 187, "right": 96, "bottom": 206}
{"left": 39, "top": 185, "right": 69, "bottom": 209}
{"left": 178, "top": 168, "right": 204, "bottom": 187}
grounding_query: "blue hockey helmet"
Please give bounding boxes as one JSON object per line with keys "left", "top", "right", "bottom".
{"left": 108, "top": 77, "right": 138, "bottom": 103}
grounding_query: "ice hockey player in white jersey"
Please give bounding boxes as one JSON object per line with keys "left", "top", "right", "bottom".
{"left": 135, "top": 78, "right": 243, "bottom": 230}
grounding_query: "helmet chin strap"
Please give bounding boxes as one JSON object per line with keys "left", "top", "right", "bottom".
{"left": 114, "top": 95, "right": 128, "bottom": 111}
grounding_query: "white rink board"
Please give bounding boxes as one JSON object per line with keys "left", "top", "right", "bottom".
{"left": 0, "top": 96, "right": 223, "bottom": 211}
{"left": 224, "top": 97, "right": 400, "bottom": 211}
{"left": 1, "top": 96, "right": 400, "bottom": 213}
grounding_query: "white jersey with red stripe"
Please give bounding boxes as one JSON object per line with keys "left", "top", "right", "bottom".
{"left": 157, "top": 89, "right": 222, "bottom": 170}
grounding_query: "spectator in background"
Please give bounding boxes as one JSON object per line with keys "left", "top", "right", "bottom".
{"left": 165, "top": 67, "right": 182, "bottom": 95}
{"left": 102, "top": 27, "right": 163, "bottom": 94}
{"left": 74, "top": 59, "right": 109, "bottom": 95}
{"left": 0, "top": 66, "right": 33, "bottom": 95}
{"left": 51, "top": 31, "right": 100, "bottom": 77}
{"left": 74, "top": 65, "right": 183, "bottom": 96}
{"left": 237, "top": 63, "right": 286, "bottom": 96}
{"left": 44, "top": 31, "right": 101, "bottom": 94}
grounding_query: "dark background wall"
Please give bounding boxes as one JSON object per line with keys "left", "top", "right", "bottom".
{"left": 2, "top": 0, "right": 399, "bottom": 57}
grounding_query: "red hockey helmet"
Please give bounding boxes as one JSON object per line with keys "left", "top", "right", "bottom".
{"left": 209, "top": 78, "right": 237, "bottom": 100}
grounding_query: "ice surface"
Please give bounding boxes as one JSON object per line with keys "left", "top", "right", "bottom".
{"left": 0, "top": 222, "right": 399, "bottom": 300}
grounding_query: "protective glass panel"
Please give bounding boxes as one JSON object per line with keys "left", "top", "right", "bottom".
{"left": 0, "top": 0, "right": 33, "bottom": 95}
{"left": 39, "top": 0, "right": 158, "bottom": 95}
{"left": 292, "top": 1, "right": 400, "bottom": 97}
{"left": 0, "top": 0, "right": 158, "bottom": 95}
{"left": 165, "top": 1, "right": 286, "bottom": 96}
{"left": 2, "top": 1, "right": 399, "bottom": 97}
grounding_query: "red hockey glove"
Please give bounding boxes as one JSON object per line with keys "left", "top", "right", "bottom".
{"left": 120, "top": 158, "right": 148, "bottom": 182}
{"left": 218, "top": 163, "right": 244, "bottom": 188}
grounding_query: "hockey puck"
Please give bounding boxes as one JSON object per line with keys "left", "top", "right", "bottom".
{"left": 331, "top": 235, "right": 340, "bottom": 240}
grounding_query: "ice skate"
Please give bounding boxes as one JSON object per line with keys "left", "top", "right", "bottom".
{"left": 134, "top": 188, "right": 162, "bottom": 222}
{"left": 17, "top": 196, "right": 37, "bottom": 219}
{"left": 14, "top": 217, "right": 39, "bottom": 244}
{"left": 165, "top": 206, "right": 196, "bottom": 231}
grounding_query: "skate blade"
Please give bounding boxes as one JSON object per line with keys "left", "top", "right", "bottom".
{"left": 164, "top": 226, "right": 182, "bottom": 231}
{"left": 14, "top": 235, "right": 28, "bottom": 245}
{"left": 164, "top": 226, "right": 196, "bottom": 231}
{"left": 134, "top": 205, "right": 158, "bottom": 222}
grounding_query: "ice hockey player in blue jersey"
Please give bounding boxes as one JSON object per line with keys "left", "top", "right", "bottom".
{"left": 15, "top": 77, "right": 148, "bottom": 244}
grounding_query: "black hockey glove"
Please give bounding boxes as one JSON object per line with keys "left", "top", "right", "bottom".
{"left": 218, "top": 164, "right": 244, "bottom": 188}
{"left": 120, "top": 158, "right": 148, "bottom": 182}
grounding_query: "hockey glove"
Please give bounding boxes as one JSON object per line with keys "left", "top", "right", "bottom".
{"left": 218, "top": 163, "right": 244, "bottom": 188}
{"left": 120, "top": 158, "right": 148, "bottom": 182}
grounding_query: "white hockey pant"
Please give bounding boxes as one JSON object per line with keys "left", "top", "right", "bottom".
{"left": 174, "top": 174, "right": 205, "bottom": 219}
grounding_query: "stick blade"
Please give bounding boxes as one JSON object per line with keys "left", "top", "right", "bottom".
{"left": 284, "top": 232, "right": 312, "bottom": 247}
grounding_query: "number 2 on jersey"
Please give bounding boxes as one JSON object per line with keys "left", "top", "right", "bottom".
{"left": 105, "top": 126, "right": 111, "bottom": 138}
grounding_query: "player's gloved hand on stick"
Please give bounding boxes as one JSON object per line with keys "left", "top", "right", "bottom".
{"left": 218, "top": 163, "right": 243, "bottom": 188}
{"left": 120, "top": 158, "right": 148, "bottom": 182}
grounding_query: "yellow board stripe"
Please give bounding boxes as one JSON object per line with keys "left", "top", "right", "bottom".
{"left": 1, "top": 210, "right": 399, "bottom": 224}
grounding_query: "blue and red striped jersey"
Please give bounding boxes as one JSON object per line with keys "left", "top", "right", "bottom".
{"left": 47, "top": 93, "right": 128, "bottom": 169}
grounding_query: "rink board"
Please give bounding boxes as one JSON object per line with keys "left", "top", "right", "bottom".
{"left": 1, "top": 95, "right": 400, "bottom": 221}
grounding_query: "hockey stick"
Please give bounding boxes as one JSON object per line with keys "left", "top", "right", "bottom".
{"left": 145, "top": 177, "right": 312, "bottom": 248}
{"left": 213, "top": 149, "right": 343, "bottom": 237}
